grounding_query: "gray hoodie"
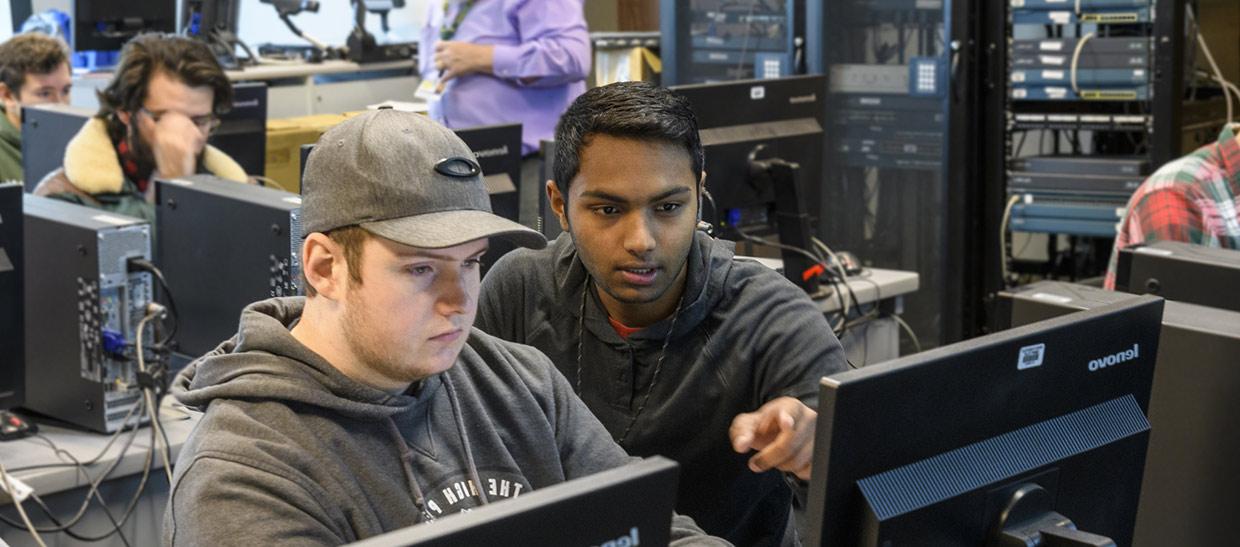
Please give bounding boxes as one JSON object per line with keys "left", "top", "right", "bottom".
{"left": 163, "top": 297, "right": 723, "bottom": 546}
{"left": 477, "top": 231, "right": 848, "bottom": 546}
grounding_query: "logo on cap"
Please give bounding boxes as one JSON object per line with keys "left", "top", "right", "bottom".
{"left": 435, "top": 157, "right": 482, "bottom": 179}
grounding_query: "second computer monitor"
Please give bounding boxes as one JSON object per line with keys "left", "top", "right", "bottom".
{"left": 670, "top": 75, "right": 825, "bottom": 239}
{"left": 807, "top": 295, "right": 1164, "bottom": 546}
{"left": 348, "top": 457, "right": 679, "bottom": 547}
{"left": 74, "top": 0, "right": 177, "bottom": 52}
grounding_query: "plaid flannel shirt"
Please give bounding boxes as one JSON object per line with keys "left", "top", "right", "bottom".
{"left": 1104, "top": 125, "right": 1240, "bottom": 289}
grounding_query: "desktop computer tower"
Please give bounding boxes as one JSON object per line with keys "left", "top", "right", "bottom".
{"left": 0, "top": 183, "right": 24, "bottom": 411}
{"left": 155, "top": 175, "right": 300, "bottom": 360}
{"left": 23, "top": 196, "right": 152, "bottom": 433}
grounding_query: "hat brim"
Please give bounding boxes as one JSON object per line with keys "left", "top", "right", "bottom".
{"left": 360, "top": 210, "right": 547, "bottom": 250}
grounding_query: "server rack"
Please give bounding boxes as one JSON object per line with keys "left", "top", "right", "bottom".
{"left": 981, "top": 0, "right": 1227, "bottom": 302}
{"left": 808, "top": 0, "right": 984, "bottom": 348}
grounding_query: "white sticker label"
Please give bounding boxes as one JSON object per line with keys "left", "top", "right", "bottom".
{"left": 92, "top": 214, "right": 132, "bottom": 226}
{"left": 750, "top": 86, "right": 766, "bottom": 100}
{"left": 1018, "top": 343, "right": 1046, "bottom": 370}
{"left": 1043, "top": 70, "right": 1065, "bottom": 80}
{"left": 1031, "top": 293, "right": 1073, "bottom": 305}
{"left": 1048, "top": 11, "right": 1072, "bottom": 24}
{"left": 1040, "top": 41, "right": 1064, "bottom": 52}
{"left": 1012, "top": 71, "right": 1027, "bottom": 83}
{"left": 1135, "top": 247, "right": 1174, "bottom": 257}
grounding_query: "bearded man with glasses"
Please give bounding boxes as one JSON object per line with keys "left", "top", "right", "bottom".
{"left": 34, "top": 33, "right": 248, "bottom": 222}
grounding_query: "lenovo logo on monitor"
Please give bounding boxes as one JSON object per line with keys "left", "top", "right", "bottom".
{"left": 1088, "top": 344, "right": 1140, "bottom": 372}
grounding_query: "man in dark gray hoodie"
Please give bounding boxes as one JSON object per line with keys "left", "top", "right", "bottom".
{"left": 163, "top": 109, "right": 724, "bottom": 545}
{"left": 475, "top": 82, "right": 849, "bottom": 545}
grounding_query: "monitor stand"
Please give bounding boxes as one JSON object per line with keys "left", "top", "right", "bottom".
{"left": 992, "top": 484, "right": 1116, "bottom": 547}
{"left": 747, "top": 151, "right": 820, "bottom": 296}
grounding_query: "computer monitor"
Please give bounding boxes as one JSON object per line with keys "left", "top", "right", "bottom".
{"left": 1000, "top": 281, "right": 1240, "bottom": 547}
{"left": 182, "top": 0, "right": 244, "bottom": 65}
{"left": 73, "top": 0, "right": 177, "bottom": 52}
{"left": 20, "top": 104, "right": 92, "bottom": 192}
{"left": 155, "top": 175, "right": 300, "bottom": 361}
{"left": 1115, "top": 240, "right": 1240, "bottom": 313}
{"left": 347, "top": 457, "right": 679, "bottom": 547}
{"left": 452, "top": 123, "right": 521, "bottom": 272}
{"left": 0, "top": 183, "right": 24, "bottom": 412}
{"left": 5, "top": 0, "right": 32, "bottom": 39}
{"left": 671, "top": 75, "right": 824, "bottom": 235}
{"left": 208, "top": 81, "right": 268, "bottom": 176}
{"left": 806, "top": 295, "right": 1164, "bottom": 546}
{"left": 671, "top": 74, "right": 826, "bottom": 293}
{"left": 452, "top": 123, "right": 521, "bottom": 223}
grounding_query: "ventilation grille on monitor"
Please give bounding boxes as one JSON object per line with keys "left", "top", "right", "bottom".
{"left": 857, "top": 395, "right": 1149, "bottom": 521}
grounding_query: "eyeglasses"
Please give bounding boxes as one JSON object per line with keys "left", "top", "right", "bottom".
{"left": 137, "top": 107, "right": 221, "bottom": 134}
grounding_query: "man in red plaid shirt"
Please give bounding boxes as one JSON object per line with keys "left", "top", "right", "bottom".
{"left": 1105, "top": 125, "right": 1240, "bottom": 289}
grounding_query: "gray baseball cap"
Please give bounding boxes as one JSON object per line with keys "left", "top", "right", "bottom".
{"left": 300, "top": 109, "right": 545, "bottom": 250}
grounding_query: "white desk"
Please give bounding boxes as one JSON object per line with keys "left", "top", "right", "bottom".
{"left": 737, "top": 257, "right": 921, "bottom": 366}
{"left": 0, "top": 400, "right": 199, "bottom": 547}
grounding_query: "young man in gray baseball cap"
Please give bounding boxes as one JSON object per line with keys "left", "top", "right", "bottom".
{"left": 163, "top": 109, "right": 723, "bottom": 545}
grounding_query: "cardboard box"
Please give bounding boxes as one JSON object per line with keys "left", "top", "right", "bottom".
{"left": 593, "top": 47, "right": 661, "bottom": 87}
{"left": 265, "top": 112, "right": 364, "bottom": 193}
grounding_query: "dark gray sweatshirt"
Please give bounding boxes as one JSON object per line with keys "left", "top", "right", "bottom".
{"left": 476, "top": 231, "right": 848, "bottom": 546}
{"left": 162, "top": 297, "right": 724, "bottom": 546}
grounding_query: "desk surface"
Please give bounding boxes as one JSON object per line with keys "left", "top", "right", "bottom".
{"left": 0, "top": 400, "right": 198, "bottom": 504}
{"left": 816, "top": 268, "right": 920, "bottom": 314}
{"left": 226, "top": 59, "right": 416, "bottom": 81}
{"left": 735, "top": 256, "right": 920, "bottom": 313}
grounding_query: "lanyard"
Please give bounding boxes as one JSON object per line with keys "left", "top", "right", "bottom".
{"left": 440, "top": 0, "right": 476, "bottom": 41}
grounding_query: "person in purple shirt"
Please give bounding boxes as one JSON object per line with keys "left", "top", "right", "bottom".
{"left": 419, "top": 0, "right": 590, "bottom": 160}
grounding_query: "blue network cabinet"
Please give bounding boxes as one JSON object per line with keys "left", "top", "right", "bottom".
{"left": 661, "top": 0, "right": 805, "bottom": 85}
{"left": 806, "top": 0, "right": 986, "bottom": 348}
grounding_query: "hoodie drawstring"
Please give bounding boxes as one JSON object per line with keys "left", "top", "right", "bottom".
{"left": 443, "top": 373, "right": 490, "bottom": 505}
{"left": 385, "top": 418, "right": 432, "bottom": 521}
{"left": 385, "top": 373, "right": 489, "bottom": 522}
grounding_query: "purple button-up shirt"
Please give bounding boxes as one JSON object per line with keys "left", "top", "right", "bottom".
{"left": 421, "top": 0, "right": 591, "bottom": 155}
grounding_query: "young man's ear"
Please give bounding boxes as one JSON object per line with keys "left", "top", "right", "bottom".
{"left": 301, "top": 233, "right": 345, "bottom": 300}
{"left": 0, "top": 83, "right": 19, "bottom": 126}
{"left": 0, "top": 82, "right": 16, "bottom": 103}
{"left": 546, "top": 179, "right": 570, "bottom": 231}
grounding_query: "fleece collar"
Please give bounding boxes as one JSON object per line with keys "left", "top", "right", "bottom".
{"left": 62, "top": 117, "right": 247, "bottom": 194}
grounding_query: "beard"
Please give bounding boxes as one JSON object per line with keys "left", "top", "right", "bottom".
{"left": 339, "top": 294, "right": 415, "bottom": 387}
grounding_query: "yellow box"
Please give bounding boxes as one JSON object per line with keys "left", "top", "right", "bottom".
{"left": 264, "top": 112, "right": 364, "bottom": 193}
